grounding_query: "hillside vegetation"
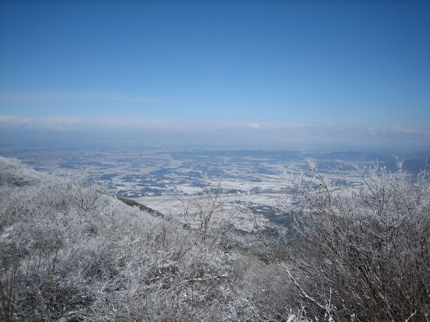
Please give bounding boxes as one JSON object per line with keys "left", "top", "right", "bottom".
{"left": 0, "top": 156, "right": 429, "bottom": 321}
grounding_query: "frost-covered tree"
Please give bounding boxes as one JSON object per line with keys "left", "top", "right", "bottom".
{"left": 0, "top": 157, "right": 293, "bottom": 321}
{"left": 278, "top": 161, "right": 430, "bottom": 321}
{"left": 0, "top": 157, "right": 42, "bottom": 187}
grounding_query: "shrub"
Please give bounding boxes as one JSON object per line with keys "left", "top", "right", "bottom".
{"left": 0, "top": 157, "right": 286, "bottom": 321}
{"left": 282, "top": 161, "right": 430, "bottom": 321}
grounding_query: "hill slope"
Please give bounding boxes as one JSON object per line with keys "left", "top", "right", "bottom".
{"left": 0, "top": 157, "right": 303, "bottom": 321}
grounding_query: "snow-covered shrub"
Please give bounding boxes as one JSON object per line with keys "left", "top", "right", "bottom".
{"left": 0, "top": 157, "right": 283, "bottom": 321}
{"left": 0, "top": 156, "right": 42, "bottom": 187}
{"left": 284, "top": 162, "right": 430, "bottom": 321}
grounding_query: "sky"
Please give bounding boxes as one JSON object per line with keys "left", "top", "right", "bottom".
{"left": 0, "top": 0, "right": 429, "bottom": 151}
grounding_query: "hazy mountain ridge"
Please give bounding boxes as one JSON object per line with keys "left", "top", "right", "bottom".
{"left": 307, "top": 151, "right": 392, "bottom": 161}
{"left": 306, "top": 150, "right": 430, "bottom": 174}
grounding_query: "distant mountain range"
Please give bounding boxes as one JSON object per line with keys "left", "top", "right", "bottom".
{"left": 307, "top": 151, "right": 392, "bottom": 162}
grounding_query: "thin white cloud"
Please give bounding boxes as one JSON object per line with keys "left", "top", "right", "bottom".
{"left": 0, "top": 92, "right": 191, "bottom": 103}
{"left": 248, "top": 123, "right": 261, "bottom": 129}
{"left": 391, "top": 124, "right": 428, "bottom": 134}
{"left": 0, "top": 115, "right": 16, "bottom": 121}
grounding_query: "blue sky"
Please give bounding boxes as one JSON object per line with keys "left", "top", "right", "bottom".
{"left": 0, "top": 1, "right": 429, "bottom": 150}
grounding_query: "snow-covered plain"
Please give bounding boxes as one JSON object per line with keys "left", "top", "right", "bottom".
{"left": 1, "top": 144, "right": 397, "bottom": 231}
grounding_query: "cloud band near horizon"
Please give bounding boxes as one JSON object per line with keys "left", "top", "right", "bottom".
{"left": 0, "top": 115, "right": 428, "bottom": 151}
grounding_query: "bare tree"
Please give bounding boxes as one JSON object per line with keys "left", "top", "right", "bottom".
{"left": 178, "top": 168, "right": 249, "bottom": 250}
{"left": 279, "top": 161, "right": 430, "bottom": 321}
